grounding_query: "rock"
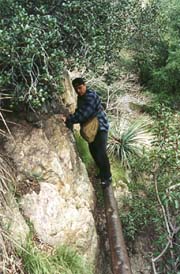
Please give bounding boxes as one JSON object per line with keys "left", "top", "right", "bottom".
{"left": 61, "top": 70, "right": 76, "bottom": 113}
{"left": 0, "top": 158, "right": 29, "bottom": 245}
{"left": 21, "top": 182, "right": 97, "bottom": 261}
{"left": 4, "top": 115, "right": 98, "bottom": 264}
{"left": 1, "top": 194, "right": 29, "bottom": 245}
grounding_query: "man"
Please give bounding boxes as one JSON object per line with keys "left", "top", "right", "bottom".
{"left": 64, "top": 77, "right": 112, "bottom": 188}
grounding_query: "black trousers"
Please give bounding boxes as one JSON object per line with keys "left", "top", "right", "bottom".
{"left": 88, "top": 130, "right": 111, "bottom": 182}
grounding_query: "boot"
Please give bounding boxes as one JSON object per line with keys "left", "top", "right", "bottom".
{"left": 101, "top": 176, "right": 112, "bottom": 189}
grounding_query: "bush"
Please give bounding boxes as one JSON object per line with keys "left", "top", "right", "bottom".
{"left": 131, "top": 0, "right": 180, "bottom": 95}
{"left": 0, "top": 0, "right": 145, "bottom": 111}
{"left": 128, "top": 103, "right": 180, "bottom": 273}
{"left": 0, "top": 1, "right": 64, "bottom": 110}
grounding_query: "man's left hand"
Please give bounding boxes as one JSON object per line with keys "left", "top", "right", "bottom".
{"left": 59, "top": 114, "right": 67, "bottom": 122}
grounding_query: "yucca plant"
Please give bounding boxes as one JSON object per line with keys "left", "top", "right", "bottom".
{"left": 108, "top": 118, "right": 153, "bottom": 169}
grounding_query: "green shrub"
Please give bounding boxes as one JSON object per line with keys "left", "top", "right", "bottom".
{"left": 127, "top": 102, "right": 180, "bottom": 272}
{"left": 0, "top": 2, "right": 64, "bottom": 110}
{"left": 131, "top": 0, "right": 180, "bottom": 95}
{"left": 120, "top": 190, "right": 160, "bottom": 242}
{"left": 0, "top": 0, "right": 146, "bottom": 110}
{"left": 150, "top": 1, "right": 180, "bottom": 94}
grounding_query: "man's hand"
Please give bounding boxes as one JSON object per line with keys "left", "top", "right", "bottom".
{"left": 59, "top": 114, "right": 67, "bottom": 122}
{"left": 59, "top": 114, "right": 73, "bottom": 130}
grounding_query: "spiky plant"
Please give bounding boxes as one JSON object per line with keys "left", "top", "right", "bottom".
{"left": 108, "top": 118, "right": 153, "bottom": 169}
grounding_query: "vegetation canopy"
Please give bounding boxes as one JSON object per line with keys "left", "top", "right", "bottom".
{"left": 0, "top": 0, "right": 141, "bottom": 111}
{"left": 0, "top": 0, "right": 180, "bottom": 273}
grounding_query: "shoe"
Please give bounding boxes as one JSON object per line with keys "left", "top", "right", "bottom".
{"left": 101, "top": 177, "right": 112, "bottom": 189}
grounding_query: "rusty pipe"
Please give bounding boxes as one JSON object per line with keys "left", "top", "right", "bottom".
{"left": 103, "top": 185, "right": 132, "bottom": 274}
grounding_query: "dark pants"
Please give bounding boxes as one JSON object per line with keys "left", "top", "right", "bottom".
{"left": 88, "top": 130, "right": 111, "bottom": 182}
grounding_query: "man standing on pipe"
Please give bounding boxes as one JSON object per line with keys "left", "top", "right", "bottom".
{"left": 62, "top": 77, "right": 112, "bottom": 188}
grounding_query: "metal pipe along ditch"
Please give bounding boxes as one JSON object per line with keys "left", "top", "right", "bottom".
{"left": 103, "top": 185, "right": 133, "bottom": 274}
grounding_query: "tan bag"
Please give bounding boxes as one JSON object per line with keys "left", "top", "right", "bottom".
{"left": 80, "top": 116, "right": 99, "bottom": 143}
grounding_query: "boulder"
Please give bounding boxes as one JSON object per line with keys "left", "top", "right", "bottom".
{"left": 5, "top": 115, "right": 98, "bottom": 263}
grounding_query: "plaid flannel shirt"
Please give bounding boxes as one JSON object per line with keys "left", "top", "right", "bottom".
{"left": 67, "top": 89, "right": 109, "bottom": 132}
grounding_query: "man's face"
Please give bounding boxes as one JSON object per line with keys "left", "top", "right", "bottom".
{"left": 74, "top": 84, "right": 87, "bottom": 96}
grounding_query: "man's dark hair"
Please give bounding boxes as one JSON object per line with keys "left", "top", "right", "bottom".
{"left": 72, "top": 77, "right": 85, "bottom": 87}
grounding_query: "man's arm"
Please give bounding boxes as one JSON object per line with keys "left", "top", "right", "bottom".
{"left": 67, "top": 92, "right": 98, "bottom": 124}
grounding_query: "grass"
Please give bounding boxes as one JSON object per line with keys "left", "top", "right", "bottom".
{"left": 20, "top": 243, "right": 52, "bottom": 274}
{"left": 20, "top": 239, "right": 93, "bottom": 274}
{"left": 53, "top": 246, "right": 93, "bottom": 274}
{"left": 74, "top": 130, "right": 94, "bottom": 169}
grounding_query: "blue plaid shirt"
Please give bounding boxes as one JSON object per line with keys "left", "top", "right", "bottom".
{"left": 67, "top": 89, "right": 109, "bottom": 132}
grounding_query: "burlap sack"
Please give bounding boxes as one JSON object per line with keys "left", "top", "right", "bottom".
{"left": 80, "top": 117, "right": 99, "bottom": 143}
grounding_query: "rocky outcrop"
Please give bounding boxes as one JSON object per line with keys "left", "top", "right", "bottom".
{"left": 0, "top": 157, "right": 29, "bottom": 245}
{"left": 62, "top": 70, "right": 76, "bottom": 113}
{"left": 4, "top": 115, "right": 98, "bottom": 264}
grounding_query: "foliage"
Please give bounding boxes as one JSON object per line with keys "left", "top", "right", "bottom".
{"left": 130, "top": 0, "right": 180, "bottom": 95}
{"left": 150, "top": 0, "right": 180, "bottom": 94}
{"left": 20, "top": 239, "right": 93, "bottom": 274}
{"left": 125, "top": 103, "right": 180, "bottom": 273}
{"left": 120, "top": 184, "right": 161, "bottom": 242}
{"left": 108, "top": 118, "right": 152, "bottom": 169}
{"left": 48, "top": 0, "right": 140, "bottom": 68}
{"left": 1, "top": 0, "right": 180, "bottom": 108}
{"left": 0, "top": 0, "right": 143, "bottom": 111}
{"left": 0, "top": 1, "right": 64, "bottom": 110}
{"left": 150, "top": 105, "right": 180, "bottom": 272}
{"left": 151, "top": 104, "right": 180, "bottom": 177}
{"left": 130, "top": 0, "right": 168, "bottom": 85}
{"left": 74, "top": 131, "right": 93, "bottom": 168}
